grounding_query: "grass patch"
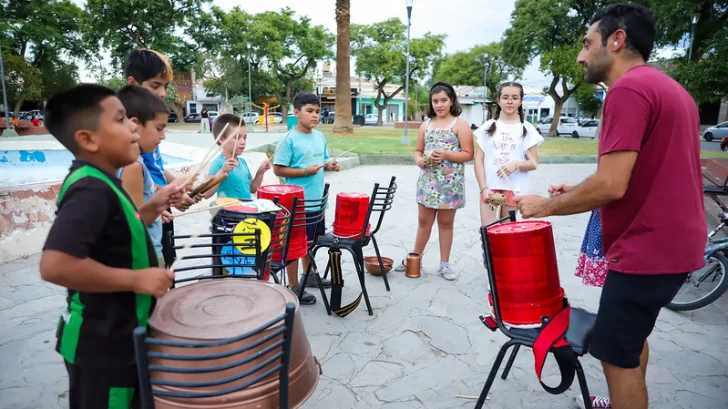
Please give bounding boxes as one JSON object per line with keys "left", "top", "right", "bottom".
{"left": 320, "top": 125, "right": 724, "bottom": 158}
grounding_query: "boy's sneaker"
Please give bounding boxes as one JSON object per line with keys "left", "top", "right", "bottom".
{"left": 578, "top": 396, "right": 611, "bottom": 408}
{"left": 441, "top": 264, "right": 458, "bottom": 280}
{"left": 290, "top": 285, "right": 316, "bottom": 305}
{"left": 300, "top": 273, "right": 332, "bottom": 288}
{"left": 394, "top": 259, "right": 407, "bottom": 272}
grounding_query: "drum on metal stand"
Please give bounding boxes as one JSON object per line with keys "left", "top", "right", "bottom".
{"left": 486, "top": 220, "right": 565, "bottom": 328}
{"left": 257, "top": 185, "right": 307, "bottom": 261}
{"left": 333, "top": 192, "right": 371, "bottom": 239}
{"left": 210, "top": 198, "right": 279, "bottom": 280}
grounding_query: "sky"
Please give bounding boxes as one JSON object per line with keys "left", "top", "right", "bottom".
{"left": 76, "top": 0, "right": 553, "bottom": 87}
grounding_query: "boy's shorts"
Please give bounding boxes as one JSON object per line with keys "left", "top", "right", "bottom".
{"left": 65, "top": 361, "right": 139, "bottom": 409}
{"left": 589, "top": 270, "right": 687, "bottom": 368}
{"left": 161, "top": 213, "right": 176, "bottom": 268}
{"left": 305, "top": 210, "right": 326, "bottom": 243}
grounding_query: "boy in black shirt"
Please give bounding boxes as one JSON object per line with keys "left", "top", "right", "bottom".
{"left": 40, "top": 84, "right": 181, "bottom": 409}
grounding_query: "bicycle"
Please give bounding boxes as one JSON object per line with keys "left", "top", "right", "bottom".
{"left": 666, "top": 210, "right": 728, "bottom": 311}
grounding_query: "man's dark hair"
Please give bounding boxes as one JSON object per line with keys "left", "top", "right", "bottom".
{"left": 591, "top": 2, "right": 655, "bottom": 62}
{"left": 212, "top": 113, "right": 244, "bottom": 142}
{"left": 44, "top": 84, "right": 117, "bottom": 154}
{"left": 293, "top": 92, "right": 320, "bottom": 110}
{"left": 117, "top": 85, "right": 169, "bottom": 125}
{"left": 124, "top": 49, "right": 173, "bottom": 83}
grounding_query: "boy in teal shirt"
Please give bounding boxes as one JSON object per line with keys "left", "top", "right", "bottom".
{"left": 204, "top": 113, "right": 270, "bottom": 200}
{"left": 273, "top": 92, "right": 340, "bottom": 305}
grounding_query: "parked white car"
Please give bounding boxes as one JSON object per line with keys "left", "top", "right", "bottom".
{"left": 242, "top": 112, "right": 259, "bottom": 124}
{"left": 571, "top": 119, "right": 600, "bottom": 138}
{"left": 536, "top": 116, "right": 579, "bottom": 135}
{"left": 364, "top": 114, "right": 379, "bottom": 125}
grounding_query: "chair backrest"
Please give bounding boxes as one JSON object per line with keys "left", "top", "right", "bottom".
{"left": 291, "top": 183, "right": 330, "bottom": 245}
{"left": 479, "top": 210, "right": 519, "bottom": 338}
{"left": 267, "top": 196, "right": 296, "bottom": 271}
{"left": 133, "top": 302, "right": 296, "bottom": 409}
{"left": 367, "top": 176, "right": 397, "bottom": 235}
{"left": 172, "top": 222, "right": 267, "bottom": 285}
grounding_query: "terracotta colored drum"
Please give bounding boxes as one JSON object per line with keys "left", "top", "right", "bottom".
{"left": 257, "top": 185, "right": 307, "bottom": 261}
{"left": 486, "top": 221, "right": 565, "bottom": 328}
{"left": 333, "top": 192, "right": 371, "bottom": 238}
{"left": 148, "top": 280, "right": 320, "bottom": 408}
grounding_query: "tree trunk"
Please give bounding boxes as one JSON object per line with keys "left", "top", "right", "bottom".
{"left": 170, "top": 103, "right": 184, "bottom": 123}
{"left": 546, "top": 76, "right": 579, "bottom": 137}
{"left": 333, "top": 0, "right": 354, "bottom": 134}
{"left": 281, "top": 82, "right": 293, "bottom": 118}
{"left": 13, "top": 99, "right": 24, "bottom": 121}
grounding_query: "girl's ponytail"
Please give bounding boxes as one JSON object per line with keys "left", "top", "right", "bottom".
{"left": 518, "top": 105, "right": 527, "bottom": 138}
{"left": 486, "top": 105, "right": 501, "bottom": 136}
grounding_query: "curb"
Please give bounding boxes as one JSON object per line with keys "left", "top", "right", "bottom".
{"left": 251, "top": 144, "right": 599, "bottom": 167}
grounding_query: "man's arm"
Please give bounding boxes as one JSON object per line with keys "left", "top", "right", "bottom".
{"left": 545, "top": 150, "right": 638, "bottom": 215}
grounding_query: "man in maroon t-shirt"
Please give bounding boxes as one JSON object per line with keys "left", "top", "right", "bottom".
{"left": 514, "top": 3, "right": 705, "bottom": 409}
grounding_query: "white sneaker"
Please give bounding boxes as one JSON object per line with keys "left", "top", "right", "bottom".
{"left": 577, "top": 396, "right": 611, "bottom": 408}
{"left": 441, "top": 264, "right": 457, "bottom": 280}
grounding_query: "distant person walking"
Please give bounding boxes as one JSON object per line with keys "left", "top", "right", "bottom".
{"left": 200, "top": 107, "right": 210, "bottom": 133}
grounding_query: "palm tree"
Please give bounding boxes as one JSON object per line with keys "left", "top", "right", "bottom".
{"left": 333, "top": 0, "right": 354, "bottom": 134}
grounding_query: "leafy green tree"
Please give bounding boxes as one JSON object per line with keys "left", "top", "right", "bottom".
{"left": 0, "top": 0, "right": 85, "bottom": 114}
{"left": 432, "top": 42, "right": 520, "bottom": 97}
{"left": 83, "top": 0, "right": 210, "bottom": 68}
{"left": 352, "top": 18, "right": 445, "bottom": 125}
{"left": 573, "top": 83, "right": 604, "bottom": 117}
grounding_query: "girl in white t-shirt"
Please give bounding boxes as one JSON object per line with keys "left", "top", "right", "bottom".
{"left": 474, "top": 82, "right": 544, "bottom": 226}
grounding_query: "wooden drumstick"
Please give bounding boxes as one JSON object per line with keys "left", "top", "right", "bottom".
{"left": 270, "top": 129, "right": 294, "bottom": 159}
{"left": 180, "top": 123, "right": 231, "bottom": 190}
{"left": 197, "top": 173, "right": 228, "bottom": 195}
{"left": 174, "top": 197, "right": 241, "bottom": 218}
{"left": 524, "top": 149, "right": 551, "bottom": 188}
{"left": 324, "top": 146, "right": 356, "bottom": 165}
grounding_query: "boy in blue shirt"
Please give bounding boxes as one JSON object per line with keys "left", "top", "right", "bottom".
{"left": 124, "top": 49, "right": 197, "bottom": 266}
{"left": 273, "top": 92, "right": 340, "bottom": 305}
{"left": 205, "top": 113, "right": 270, "bottom": 200}
{"left": 116, "top": 85, "right": 171, "bottom": 262}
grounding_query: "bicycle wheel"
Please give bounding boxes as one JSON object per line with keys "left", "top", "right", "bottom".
{"left": 667, "top": 252, "right": 728, "bottom": 311}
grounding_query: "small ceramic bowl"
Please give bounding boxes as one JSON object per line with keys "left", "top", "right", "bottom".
{"left": 363, "top": 256, "right": 393, "bottom": 276}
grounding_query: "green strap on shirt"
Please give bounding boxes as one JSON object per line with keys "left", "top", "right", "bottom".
{"left": 56, "top": 165, "right": 154, "bottom": 363}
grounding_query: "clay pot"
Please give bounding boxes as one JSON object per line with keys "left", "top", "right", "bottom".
{"left": 147, "top": 280, "right": 320, "bottom": 408}
{"left": 363, "top": 256, "right": 393, "bottom": 276}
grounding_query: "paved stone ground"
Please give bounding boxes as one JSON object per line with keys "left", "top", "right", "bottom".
{"left": 2, "top": 164, "right": 727, "bottom": 409}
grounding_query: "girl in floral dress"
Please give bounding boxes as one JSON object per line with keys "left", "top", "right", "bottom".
{"left": 394, "top": 82, "right": 474, "bottom": 280}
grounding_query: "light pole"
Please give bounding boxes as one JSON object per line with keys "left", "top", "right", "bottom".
{"left": 400, "top": 0, "right": 414, "bottom": 145}
{"left": 688, "top": 13, "right": 700, "bottom": 61}
{"left": 247, "top": 42, "right": 252, "bottom": 112}
{"left": 482, "top": 52, "right": 489, "bottom": 124}
{"left": 0, "top": 38, "right": 15, "bottom": 137}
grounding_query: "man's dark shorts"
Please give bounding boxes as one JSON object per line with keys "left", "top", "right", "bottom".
{"left": 65, "top": 361, "right": 139, "bottom": 409}
{"left": 590, "top": 270, "right": 687, "bottom": 368}
{"left": 305, "top": 210, "right": 326, "bottom": 243}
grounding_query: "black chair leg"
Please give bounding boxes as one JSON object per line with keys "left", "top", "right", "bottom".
{"left": 475, "top": 341, "right": 515, "bottom": 409}
{"left": 575, "top": 359, "right": 593, "bottom": 409}
{"left": 501, "top": 344, "right": 520, "bottom": 380}
{"left": 370, "top": 235, "right": 390, "bottom": 291}
{"left": 306, "top": 248, "right": 332, "bottom": 315}
{"left": 345, "top": 247, "right": 373, "bottom": 316}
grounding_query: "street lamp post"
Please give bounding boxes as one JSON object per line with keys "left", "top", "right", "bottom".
{"left": 482, "top": 52, "right": 489, "bottom": 124}
{"left": 400, "top": 0, "right": 414, "bottom": 146}
{"left": 247, "top": 42, "right": 252, "bottom": 112}
{"left": 688, "top": 13, "right": 700, "bottom": 61}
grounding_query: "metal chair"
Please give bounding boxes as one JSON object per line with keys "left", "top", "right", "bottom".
{"left": 133, "top": 302, "right": 296, "bottom": 409}
{"left": 267, "top": 197, "right": 297, "bottom": 286}
{"left": 474, "top": 210, "right": 597, "bottom": 409}
{"left": 171, "top": 223, "right": 268, "bottom": 285}
{"left": 301, "top": 178, "right": 397, "bottom": 315}
{"left": 321, "top": 176, "right": 398, "bottom": 291}
{"left": 289, "top": 184, "right": 331, "bottom": 307}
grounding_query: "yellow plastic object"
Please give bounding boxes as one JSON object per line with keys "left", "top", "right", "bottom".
{"left": 232, "top": 218, "right": 271, "bottom": 255}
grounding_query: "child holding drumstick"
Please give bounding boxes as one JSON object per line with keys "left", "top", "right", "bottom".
{"left": 203, "top": 113, "right": 271, "bottom": 200}
{"left": 395, "top": 82, "right": 474, "bottom": 281}
{"left": 474, "top": 81, "right": 543, "bottom": 226}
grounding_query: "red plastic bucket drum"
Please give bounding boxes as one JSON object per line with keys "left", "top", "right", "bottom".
{"left": 333, "top": 192, "right": 371, "bottom": 238}
{"left": 486, "top": 220, "right": 565, "bottom": 328}
{"left": 257, "top": 185, "right": 307, "bottom": 261}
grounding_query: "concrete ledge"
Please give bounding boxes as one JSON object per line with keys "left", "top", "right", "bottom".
{"left": 359, "top": 154, "right": 599, "bottom": 166}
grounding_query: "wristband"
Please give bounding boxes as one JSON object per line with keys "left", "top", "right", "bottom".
{"left": 515, "top": 161, "right": 520, "bottom": 171}
{"left": 304, "top": 168, "right": 309, "bottom": 177}
{"left": 480, "top": 186, "right": 488, "bottom": 193}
